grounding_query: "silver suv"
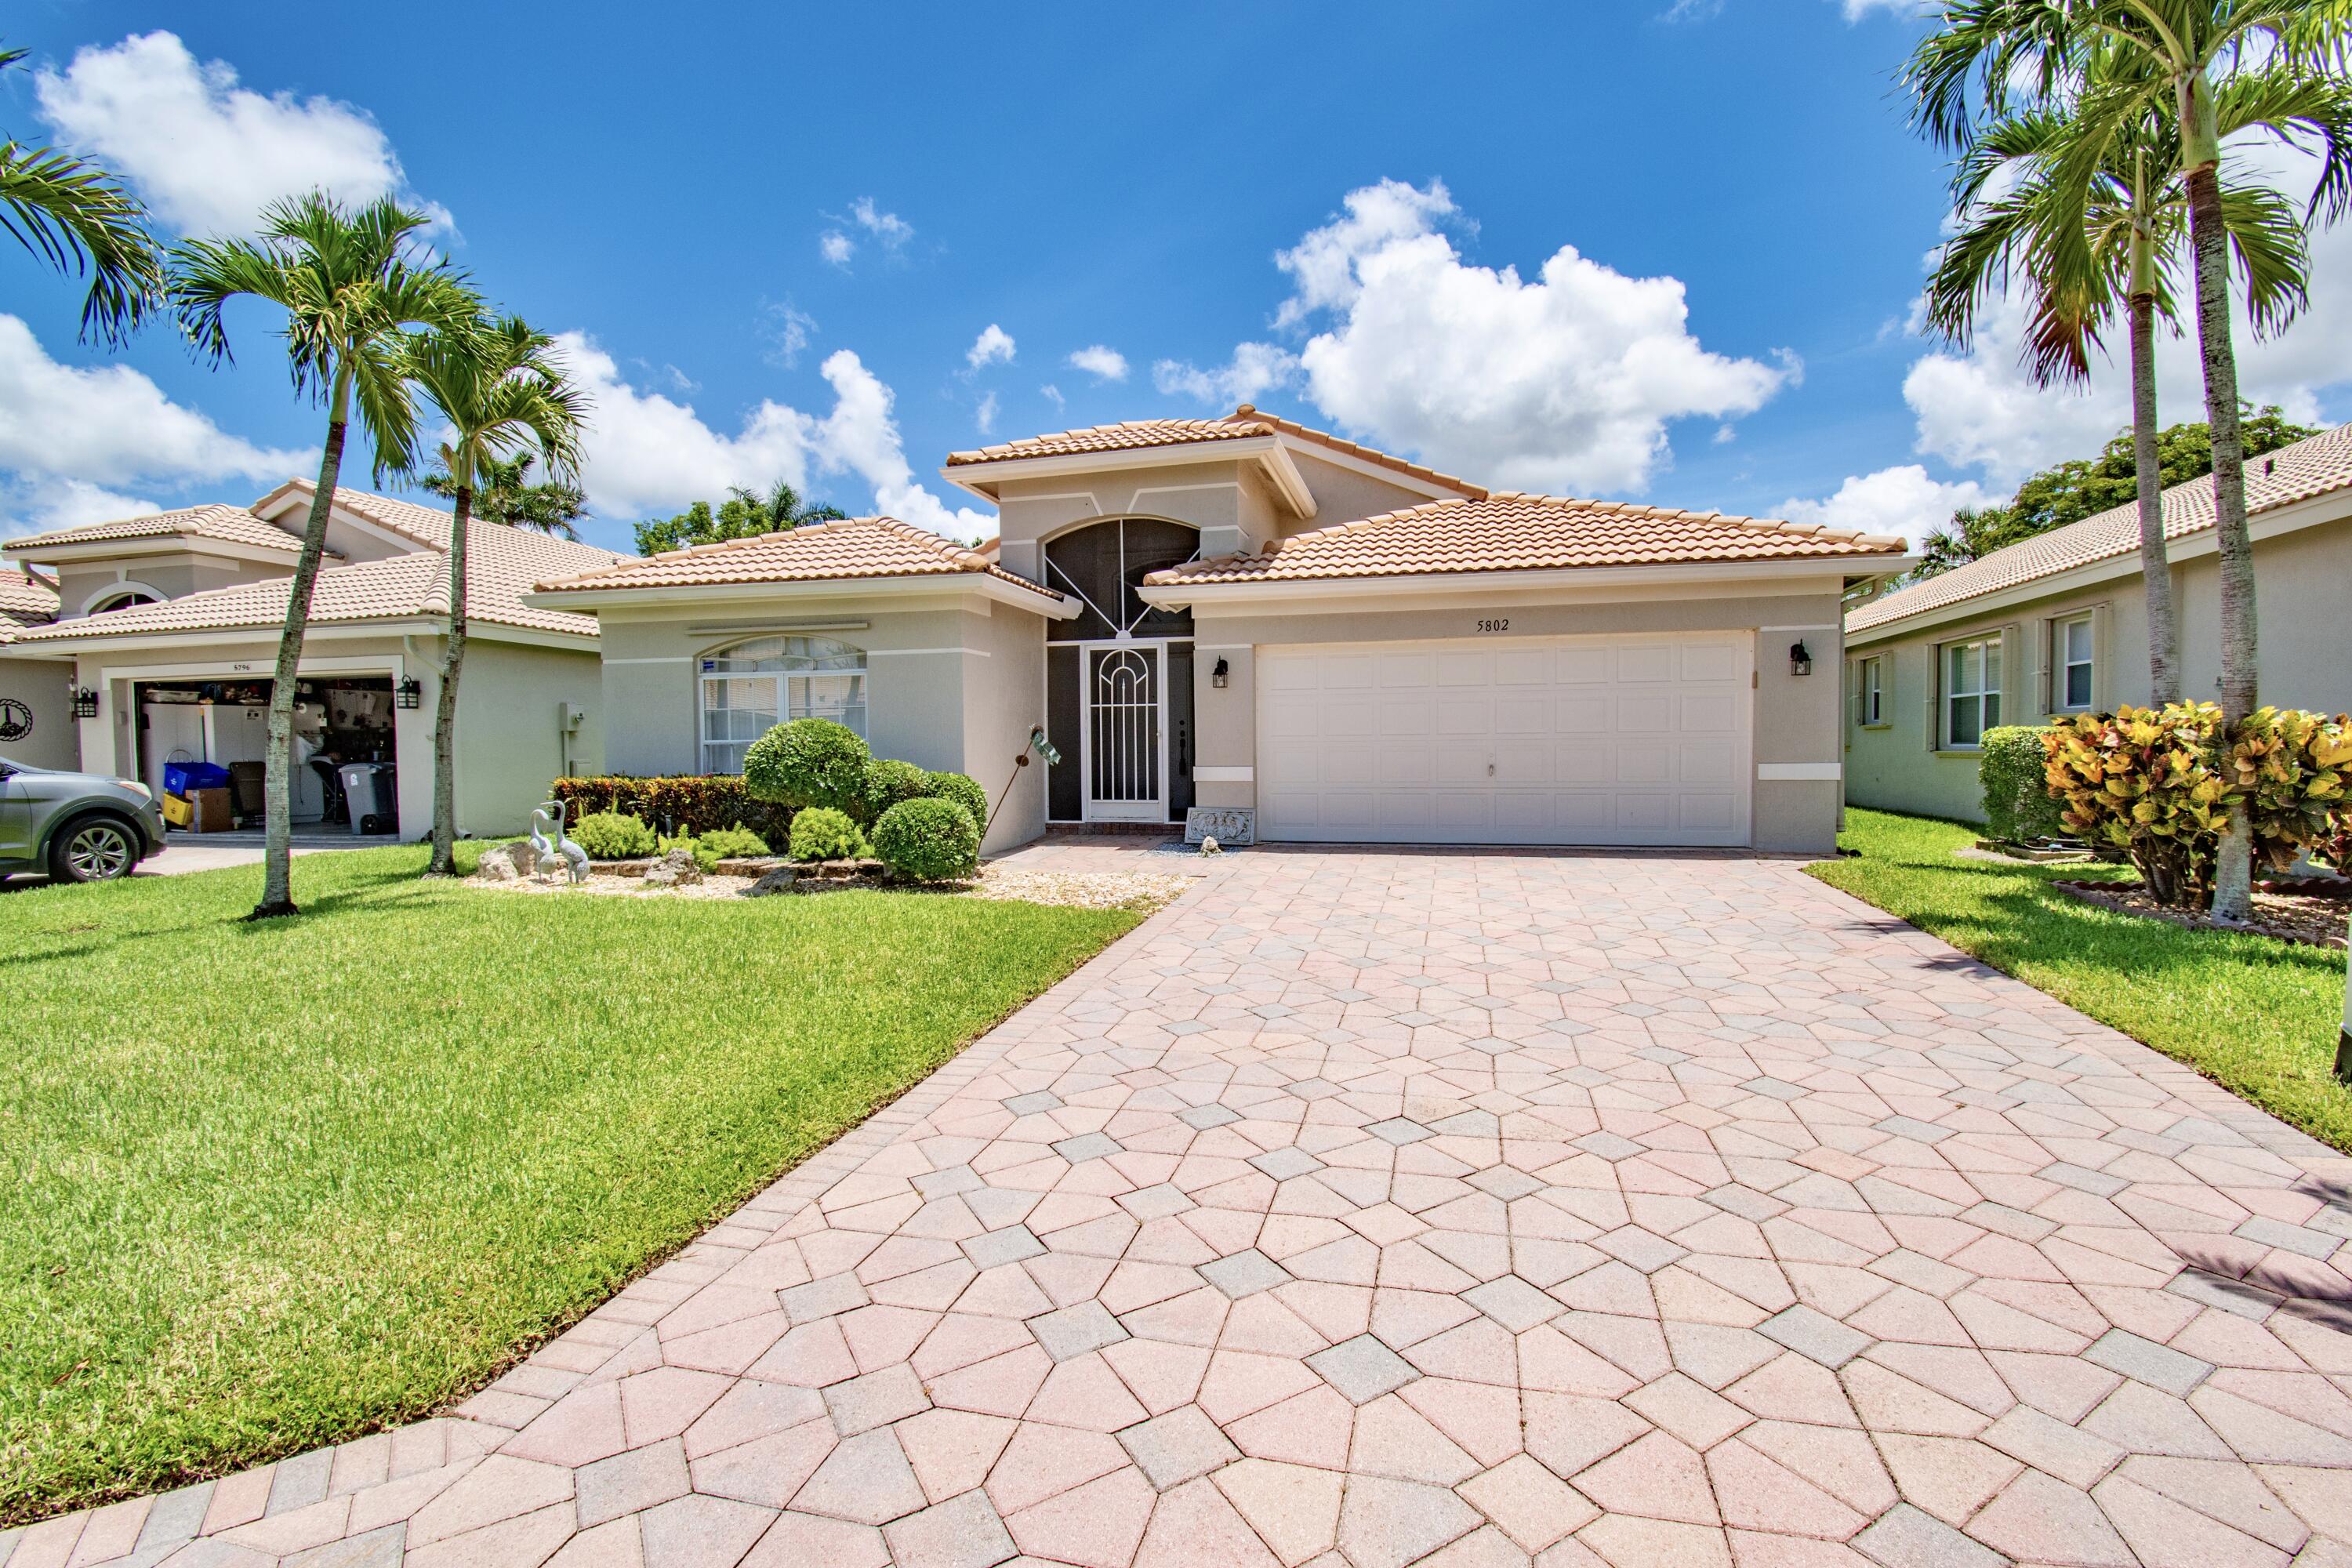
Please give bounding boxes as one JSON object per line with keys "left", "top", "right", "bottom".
{"left": 0, "top": 757, "right": 167, "bottom": 883}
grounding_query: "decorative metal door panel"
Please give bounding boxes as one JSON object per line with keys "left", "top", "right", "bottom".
{"left": 1085, "top": 645, "right": 1162, "bottom": 820}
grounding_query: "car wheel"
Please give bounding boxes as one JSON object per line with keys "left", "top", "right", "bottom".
{"left": 50, "top": 815, "right": 140, "bottom": 883}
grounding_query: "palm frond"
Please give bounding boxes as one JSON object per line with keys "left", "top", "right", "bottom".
{"left": 0, "top": 140, "right": 162, "bottom": 347}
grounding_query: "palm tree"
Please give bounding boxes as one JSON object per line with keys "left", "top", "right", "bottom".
{"left": 405, "top": 315, "right": 588, "bottom": 877}
{"left": 0, "top": 45, "right": 161, "bottom": 345}
{"left": 421, "top": 452, "right": 588, "bottom": 539}
{"left": 1920, "top": 47, "right": 2334, "bottom": 707}
{"left": 169, "top": 192, "right": 477, "bottom": 918}
{"left": 1905, "top": 0, "right": 2352, "bottom": 920}
{"left": 728, "top": 478, "right": 848, "bottom": 531}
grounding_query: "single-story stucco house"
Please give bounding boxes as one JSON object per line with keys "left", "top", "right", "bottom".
{"left": 2, "top": 483, "right": 619, "bottom": 837}
{"left": 527, "top": 406, "right": 1912, "bottom": 854}
{"left": 0, "top": 564, "right": 78, "bottom": 773}
{"left": 1843, "top": 421, "right": 2352, "bottom": 824}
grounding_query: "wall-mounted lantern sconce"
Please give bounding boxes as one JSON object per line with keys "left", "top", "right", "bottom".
{"left": 71, "top": 688, "right": 100, "bottom": 719}
{"left": 1212, "top": 657, "right": 1230, "bottom": 689}
{"left": 1788, "top": 641, "right": 1813, "bottom": 677}
{"left": 395, "top": 677, "right": 424, "bottom": 710}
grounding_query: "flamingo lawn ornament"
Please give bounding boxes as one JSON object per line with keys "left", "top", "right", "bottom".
{"left": 532, "top": 800, "right": 588, "bottom": 885}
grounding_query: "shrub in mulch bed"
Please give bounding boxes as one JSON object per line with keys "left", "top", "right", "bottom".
{"left": 552, "top": 775, "right": 795, "bottom": 845}
{"left": 2054, "top": 877, "right": 2350, "bottom": 950}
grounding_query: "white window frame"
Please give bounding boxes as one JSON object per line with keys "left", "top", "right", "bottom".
{"left": 697, "top": 636, "right": 867, "bottom": 774}
{"left": 1942, "top": 637, "right": 2002, "bottom": 749}
{"left": 2054, "top": 614, "right": 2095, "bottom": 713}
{"left": 1856, "top": 655, "right": 1886, "bottom": 728}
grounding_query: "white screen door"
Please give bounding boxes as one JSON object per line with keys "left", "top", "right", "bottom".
{"left": 1085, "top": 645, "right": 1162, "bottom": 821}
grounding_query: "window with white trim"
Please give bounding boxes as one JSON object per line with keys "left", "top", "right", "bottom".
{"left": 1943, "top": 637, "right": 2002, "bottom": 748}
{"left": 698, "top": 635, "right": 866, "bottom": 774}
{"left": 1856, "top": 655, "right": 1886, "bottom": 727}
{"left": 2055, "top": 614, "right": 2094, "bottom": 711}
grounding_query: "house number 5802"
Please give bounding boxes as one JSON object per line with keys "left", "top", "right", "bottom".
{"left": 1476, "top": 618, "right": 1510, "bottom": 633}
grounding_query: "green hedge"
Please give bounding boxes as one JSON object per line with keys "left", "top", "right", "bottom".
{"left": 744, "top": 718, "right": 870, "bottom": 815}
{"left": 872, "top": 797, "right": 980, "bottom": 882}
{"left": 1978, "top": 725, "right": 2063, "bottom": 844}
{"left": 550, "top": 775, "right": 794, "bottom": 846}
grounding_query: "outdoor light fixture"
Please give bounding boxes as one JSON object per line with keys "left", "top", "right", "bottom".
{"left": 1212, "top": 657, "right": 1229, "bottom": 689}
{"left": 1789, "top": 641, "right": 1813, "bottom": 677}
{"left": 395, "top": 677, "right": 423, "bottom": 710}
{"left": 71, "top": 688, "right": 100, "bottom": 719}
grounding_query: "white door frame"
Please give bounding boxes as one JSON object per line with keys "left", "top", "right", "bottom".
{"left": 1076, "top": 637, "right": 1171, "bottom": 823}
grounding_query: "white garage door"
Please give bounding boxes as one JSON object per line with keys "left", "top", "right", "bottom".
{"left": 1256, "top": 634, "right": 1752, "bottom": 846}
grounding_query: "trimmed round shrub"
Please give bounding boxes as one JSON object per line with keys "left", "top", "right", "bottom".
{"left": 696, "top": 824, "right": 771, "bottom": 860}
{"left": 1978, "top": 725, "right": 2063, "bottom": 844}
{"left": 925, "top": 770, "right": 989, "bottom": 833}
{"left": 572, "top": 810, "right": 657, "bottom": 859}
{"left": 789, "top": 806, "right": 869, "bottom": 862}
{"left": 859, "top": 757, "right": 933, "bottom": 826}
{"left": 742, "top": 717, "right": 871, "bottom": 812}
{"left": 871, "top": 797, "right": 980, "bottom": 883}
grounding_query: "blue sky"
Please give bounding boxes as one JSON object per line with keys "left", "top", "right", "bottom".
{"left": 2, "top": 0, "right": 2347, "bottom": 555}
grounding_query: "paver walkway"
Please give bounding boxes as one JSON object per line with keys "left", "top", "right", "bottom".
{"left": 15, "top": 847, "right": 2352, "bottom": 1568}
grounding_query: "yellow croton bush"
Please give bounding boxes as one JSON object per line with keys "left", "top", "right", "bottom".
{"left": 2042, "top": 703, "right": 2350, "bottom": 908}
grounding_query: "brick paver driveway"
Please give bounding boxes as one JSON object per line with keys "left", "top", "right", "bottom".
{"left": 20, "top": 848, "right": 2352, "bottom": 1568}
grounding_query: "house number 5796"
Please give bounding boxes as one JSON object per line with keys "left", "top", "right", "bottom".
{"left": 1476, "top": 618, "right": 1510, "bottom": 633}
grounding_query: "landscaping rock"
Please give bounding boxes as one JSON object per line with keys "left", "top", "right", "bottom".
{"left": 503, "top": 839, "right": 541, "bottom": 876}
{"left": 475, "top": 848, "right": 521, "bottom": 882}
{"left": 745, "top": 866, "right": 800, "bottom": 897}
{"left": 643, "top": 846, "right": 703, "bottom": 888}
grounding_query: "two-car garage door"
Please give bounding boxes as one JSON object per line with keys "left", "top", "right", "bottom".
{"left": 1256, "top": 633, "right": 1752, "bottom": 847}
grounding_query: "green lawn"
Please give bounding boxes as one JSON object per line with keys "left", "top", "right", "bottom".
{"left": 1810, "top": 809, "right": 2351, "bottom": 1152}
{"left": 0, "top": 846, "right": 1141, "bottom": 1525}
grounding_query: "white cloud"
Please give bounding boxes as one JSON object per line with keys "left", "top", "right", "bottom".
{"left": 760, "top": 303, "right": 816, "bottom": 369}
{"left": 0, "top": 313, "right": 307, "bottom": 490}
{"left": 1152, "top": 343, "right": 1301, "bottom": 407}
{"left": 1255, "top": 178, "right": 1787, "bottom": 493}
{"left": 2, "top": 479, "right": 161, "bottom": 543}
{"left": 1839, "top": 0, "right": 1924, "bottom": 17}
{"left": 967, "top": 324, "right": 1016, "bottom": 371}
{"left": 560, "top": 336, "right": 996, "bottom": 544}
{"left": 851, "top": 198, "right": 913, "bottom": 251}
{"left": 1067, "top": 345, "right": 1129, "bottom": 383}
{"left": 1040, "top": 384, "right": 1065, "bottom": 412}
{"left": 819, "top": 230, "right": 854, "bottom": 267}
{"left": 975, "top": 391, "right": 999, "bottom": 435}
{"left": 34, "top": 31, "right": 447, "bottom": 236}
{"left": 1778, "top": 465, "right": 1994, "bottom": 549}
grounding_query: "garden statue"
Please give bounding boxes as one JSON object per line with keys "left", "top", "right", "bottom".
{"left": 532, "top": 800, "right": 589, "bottom": 885}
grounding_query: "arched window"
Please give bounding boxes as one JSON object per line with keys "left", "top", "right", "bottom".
{"left": 88, "top": 590, "right": 158, "bottom": 615}
{"left": 698, "top": 635, "right": 866, "bottom": 774}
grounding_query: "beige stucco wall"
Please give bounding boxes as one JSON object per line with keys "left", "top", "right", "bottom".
{"left": 590, "top": 590, "right": 1054, "bottom": 853}
{"left": 446, "top": 639, "right": 604, "bottom": 836}
{"left": 1846, "top": 511, "right": 2352, "bottom": 823}
{"left": 1180, "top": 580, "right": 1851, "bottom": 853}
{"left": 51, "top": 554, "right": 285, "bottom": 617}
{"left": 0, "top": 650, "right": 79, "bottom": 771}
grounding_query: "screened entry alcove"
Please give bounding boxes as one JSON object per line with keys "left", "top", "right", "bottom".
{"left": 1040, "top": 518, "right": 1196, "bottom": 825}
{"left": 699, "top": 634, "right": 866, "bottom": 773}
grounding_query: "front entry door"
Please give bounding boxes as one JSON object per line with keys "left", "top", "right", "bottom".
{"left": 1084, "top": 644, "right": 1163, "bottom": 822}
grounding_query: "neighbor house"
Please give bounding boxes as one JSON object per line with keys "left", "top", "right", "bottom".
{"left": 3, "top": 485, "right": 619, "bottom": 837}
{"left": 528, "top": 406, "right": 1911, "bottom": 854}
{"left": 0, "top": 563, "right": 77, "bottom": 773}
{"left": 1843, "top": 421, "right": 2352, "bottom": 823}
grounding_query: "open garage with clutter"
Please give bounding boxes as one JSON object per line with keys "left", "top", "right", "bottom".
{"left": 132, "top": 673, "right": 410, "bottom": 837}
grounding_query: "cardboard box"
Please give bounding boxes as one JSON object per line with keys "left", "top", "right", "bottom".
{"left": 189, "top": 786, "right": 235, "bottom": 833}
{"left": 161, "top": 792, "right": 193, "bottom": 828}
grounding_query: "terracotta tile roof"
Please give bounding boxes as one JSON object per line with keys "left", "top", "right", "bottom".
{"left": 1145, "top": 492, "right": 1907, "bottom": 586}
{"left": 947, "top": 404, "right": 1485, "bottom": 499}
{"left": 6, "top": 502, "right": 310, "bottom": 556}
{"left": 16, "top": 503, "right": 621, "bottom": 645}
{"left": 0, "top": 563, "right": 59, "bottom": 627}
{"left": 1849, "top": 423, "right": 2352, "bottom": 634}
{"left": 533, "top": 515, "right": 1059, "bottom": 598}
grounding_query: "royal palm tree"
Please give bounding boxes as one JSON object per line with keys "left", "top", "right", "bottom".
{"left": 405, "top": 315, "right": 588, "bottom": 877}
{"left": 1921, "top": 47, "right": 2336, "bottom": 706}
{"left": 421, "top": 452, "right": 588, "bottom": 539}
{"left": 0, "top": 45, "right": 161, "bottom": 344}
{"left": 1906, "top": 0, "right": 2352, "bottom": 920}
{"left": 169, "top": 193, "right": 478, "bottom": 918}
{"left": 727, "top": 478, "right": 847, "bottom": 532}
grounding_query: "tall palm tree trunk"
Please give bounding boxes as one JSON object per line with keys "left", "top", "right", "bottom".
{"left": 2125, "top": 289, "right": 2180, "bottom": 706}
{"left": 2183, "top": 154, "right": 2259, "bottom": 921}
{"left": 253, "top": 368, "right": 353, "bottom": 920}
{"left": 429, "top": 483, "right": 471, "bottom": 876}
